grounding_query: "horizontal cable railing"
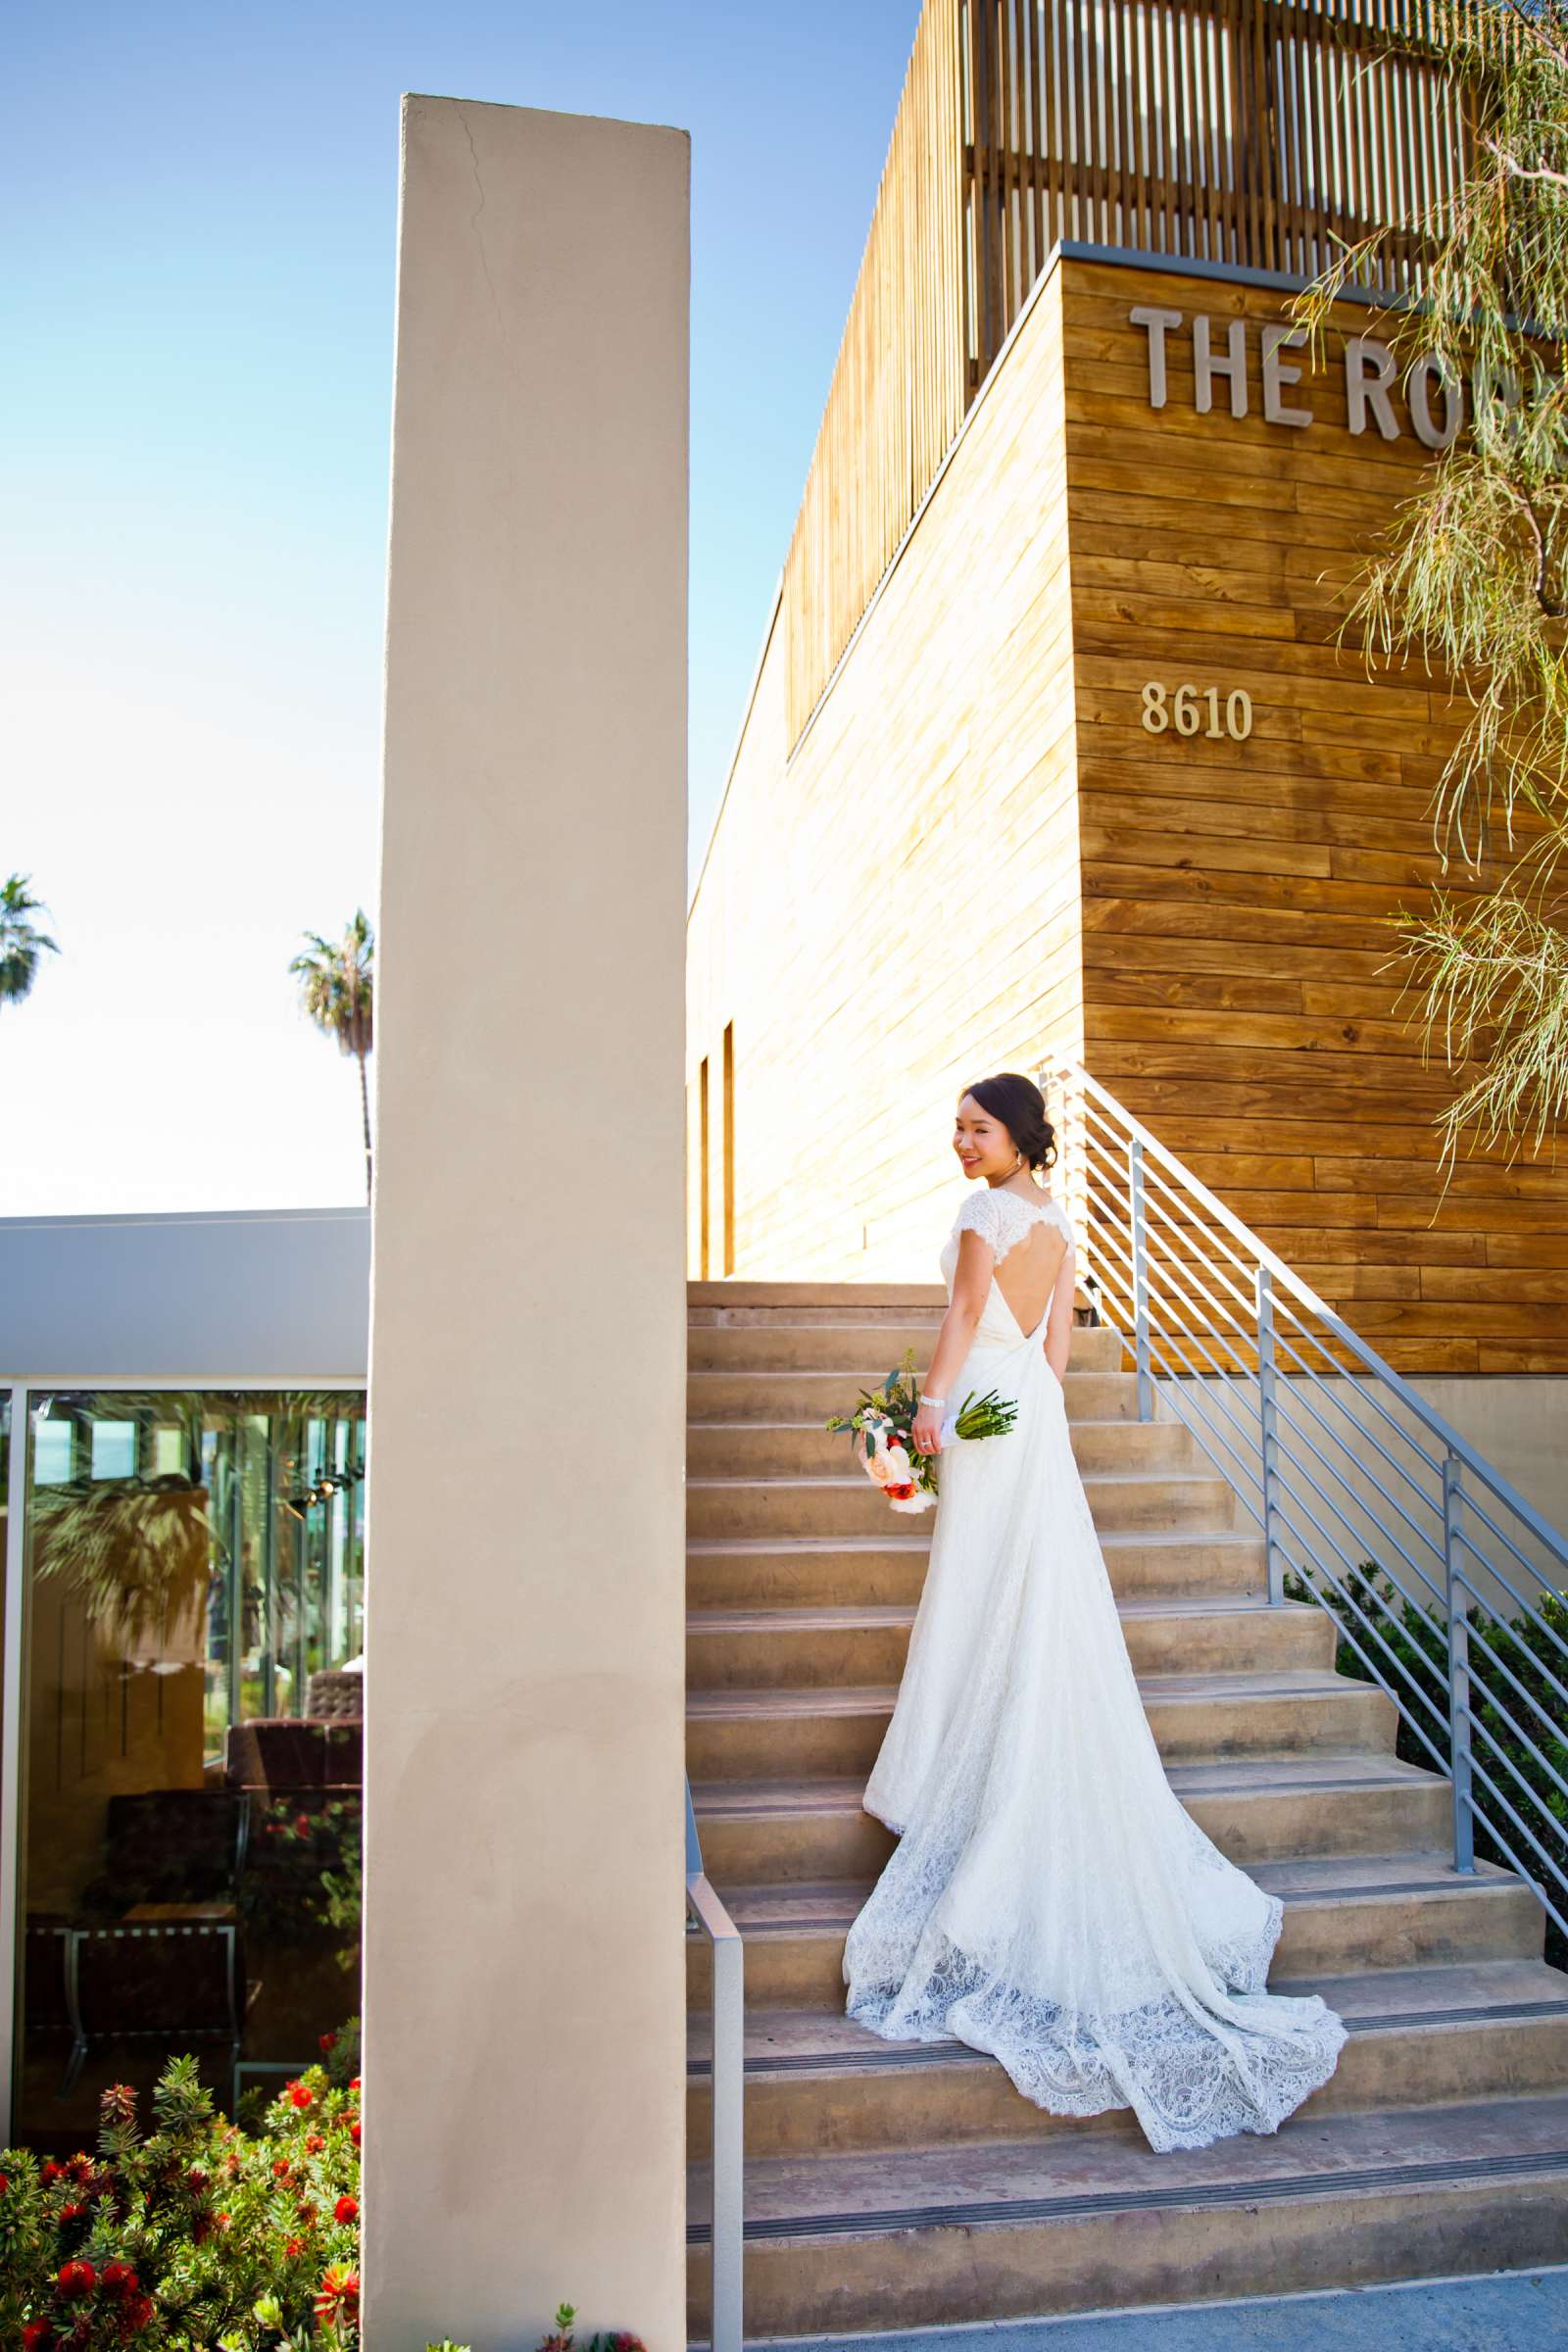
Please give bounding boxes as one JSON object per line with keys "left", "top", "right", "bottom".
{"left": 1038, "top": 1055, "right": 1568, "bottom": 1949}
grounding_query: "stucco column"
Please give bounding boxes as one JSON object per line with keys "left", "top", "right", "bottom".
{"left": 365, "top": 93, "right": 690, "bottom": 2346}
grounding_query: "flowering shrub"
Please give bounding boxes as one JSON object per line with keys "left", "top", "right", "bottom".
{"left": 0, "top": 2025, "right": 646, "bottom": 2352}
{"left": 0, "top": 2031, "right": 361, "bottom": 2348}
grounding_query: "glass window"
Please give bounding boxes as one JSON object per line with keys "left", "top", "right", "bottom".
{"left": 14, "top": 1389, "right": 367, "bottom": 2150}
{"left": 89, "top": 1420, "right": 136, "bottom": 1480}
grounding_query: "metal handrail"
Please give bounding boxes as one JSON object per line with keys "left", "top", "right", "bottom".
{"left": 685, "top": 1776, "right": 742, "bottom": 2352}
{"left": 1038, "top": 1055, "right": 1568, "bottom": 1945}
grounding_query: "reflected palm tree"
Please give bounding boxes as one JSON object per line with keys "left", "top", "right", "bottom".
{"left": 0, "top": 873, "right": 60, "bottom": 1009}
{"left": 290, "top": 911, "right": 374, "bottom": 1202}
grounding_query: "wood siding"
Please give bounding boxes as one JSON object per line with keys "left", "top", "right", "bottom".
{"left": 690, "top": 248, "right": 1568, "bottom": 1375}
{"left": 782, "top": 0, "right": 1467, "bottom": 750}
{"left": 1064, "top": 256, "right": 1566, "bottom": 1375}
{"left": 690, "top": 269, "right": 1082, "bottom": 1283}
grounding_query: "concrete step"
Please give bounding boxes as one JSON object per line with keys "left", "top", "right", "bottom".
{"left": 688, "top": 1416, "right": 1200, "bottom": 1480}
{"left": 690, "top": 1752, "right": 1454, "bottom": 1887}
{"left": 686, "top": 1530, "right": 1270, "bottom": 1610}
{"left": 686, "top": 1668, "right": 1396, "bottom": 1783}
{"left": 689, "top": 1280, "right": 954, "bottom": 1309}
{"left": 686, "top": 1956, "right": 1568, "bottom": 2162}
{"left": 686, "top": 1469, "right": 1241, "bottom": 1542}
{"left": 685, "top": 2089, "right": 1568, "bottom": 2338}
{"left": 685, "top": 1594, "right": 1338, "bottom": 1690}
{"left": 685, "top": 1852, "right": 1548, "bottom": 2010}
{"left": 687, "top": 1321, "right": 1127, "bottom": 1373}
{"left": 688, "top": 1365, "right": 1140, "bottom": 1424}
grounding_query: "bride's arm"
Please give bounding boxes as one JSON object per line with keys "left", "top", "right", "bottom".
{"left": 1043, "top": 1238, "right": 1076, "bottom": 1385}
{"left": 909, "top": 1233, "right": 991, "bottom": 1454}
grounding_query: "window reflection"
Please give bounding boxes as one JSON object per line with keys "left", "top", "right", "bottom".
{"left": 17, "top": 1390, "right": 366, "bottom": 2148}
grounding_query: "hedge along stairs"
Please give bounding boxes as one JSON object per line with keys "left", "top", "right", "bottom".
{"left": 684, "top": 1278, "right": 1568, "bottom": 2342}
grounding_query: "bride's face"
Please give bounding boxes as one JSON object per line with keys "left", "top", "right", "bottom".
{"left": 954, "top": 1095, "right": 1017, "bottom": 1182}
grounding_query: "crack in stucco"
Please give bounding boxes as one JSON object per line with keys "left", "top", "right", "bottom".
{"left": 457, "top": 105, "right": 506, "bottom": 343}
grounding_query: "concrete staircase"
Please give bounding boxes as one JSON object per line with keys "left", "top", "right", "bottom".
{"left": 684, "top": 1280, "right": 1568, "bottom": 2341}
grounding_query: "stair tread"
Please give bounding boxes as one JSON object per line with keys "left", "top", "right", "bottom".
{"left": 688, "top": 1958, "right": 1568, "bottom": 2068}
{"left": 687, "top": 1666, "right": 1385, "bottom": 1718}
{"left": 686, "top": 2089, "right": 1568, "bottom": 2230}
{"left": 702, "top": 1849, "right": 1532, "bottom": 1934}
{"left": 687, "top": 1593, "right": 1313, "bottom": 1634}
{"left": 692, "top": 1749, "right": 1446, "bottom": 1818}
{"left": 687, "top": 1529, "right": 1261, "bottom": 1555}
{"left": 688, "top": 1469, "right": 1228, "bottom": 1491}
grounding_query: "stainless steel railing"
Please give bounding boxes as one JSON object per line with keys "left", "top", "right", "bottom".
{"left": 1038, "top": 1055, "right": 1568, "bottom": 1944}
{"left": 686, "top": 1776, "right": 742, "bottom": 2351}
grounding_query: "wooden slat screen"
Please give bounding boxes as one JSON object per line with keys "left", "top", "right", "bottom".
{"left": 781, "top": 0, "right": 1469, "bottom": 753}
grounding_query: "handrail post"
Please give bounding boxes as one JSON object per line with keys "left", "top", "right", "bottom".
{"left": 1445, "top": 1449, "right": 1476, "bottom": 1876}
{"left": 1129, "top": 1134, "right": 1152, "bottom": 1423}
{"left": 685, "top": 1777, "right": 743, "bottom": 2351}
{"left": 1255, "top": 1264, "right": 1283, "bottom": 1606}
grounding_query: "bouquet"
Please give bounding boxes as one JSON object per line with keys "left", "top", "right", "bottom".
{"left": 825, "top": 1345, "right": 1019, "bottom": 1513}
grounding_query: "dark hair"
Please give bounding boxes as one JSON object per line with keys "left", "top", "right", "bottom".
{"left": 959, "top": 1071, "right": 1057, "bottom": 1173}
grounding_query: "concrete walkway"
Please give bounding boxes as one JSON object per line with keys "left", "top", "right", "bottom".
{"left": 768, "top": 2265, "right": 1568, "bottom": 2351}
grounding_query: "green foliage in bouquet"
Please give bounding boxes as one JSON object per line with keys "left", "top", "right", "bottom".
{"left": 825, "top": 1345, "right": 1019, "bottom": 1500}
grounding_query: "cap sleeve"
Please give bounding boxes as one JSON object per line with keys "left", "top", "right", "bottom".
{"left": 953, "top": 1188, "right": 1007, "bottom": 1254}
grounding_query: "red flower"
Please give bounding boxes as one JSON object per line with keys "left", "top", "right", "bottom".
{"left": 272, "top": 2158, "right": 292, "bottom": 2180}
{"left": 305, "top": 2132, "right": 325, "bottom": 2154}
{"left": 59, "top": 2200, "right": 84, "bottom": 2222}
{"left": 294, "top": 1813, "right": 312, "bottom": 1836}
{"left": 315, "top": 2266, "right": 360, "bottom": 2327}
{"left": 125, "top": 2296, "right": 156, "bottom": 2334}
{"left": 100, "top": 2261, "right": 136, "bottom": 2293}
{"left": 0, "top": 2172, "right": 9, "bottom": 2196}
{"left": 286, "top": 2080, "right": 314, "bottom": 2110}
{"left": 22, "top": 2323, "right": 53, "bottom": 2350}
{"left": 57, "top": 2259, "right": 96, "bottom": 2296}
{"left": 39, "top": 2160, "right": 64, "bottom": 2184}
{"left": 186, "top": 2166, "right": 209, "bottom": 2192}
{"left": 348, "top": 2121, "right": 362, "bottom": 2147}
{"left": 334, "top": 2193, "right": 359, "bottom": 2225}
{"left": 296, "top": 2199, "right": 318, "bottom": 2225}
{"left": 347, "top": 2076, "right": 361, "bottom": 2090}
{"left": 318, "top": 2032, "right": 338, "bottom": 2052}
{"left": 284, "top": 2236, "right": 306, "bottom": 2259}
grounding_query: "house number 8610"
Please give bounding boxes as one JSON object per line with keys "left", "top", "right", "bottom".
{"left": 1141, "top": 682, "right": 1253, "bottom": 740}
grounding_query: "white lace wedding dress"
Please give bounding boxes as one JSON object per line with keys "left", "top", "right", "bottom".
{"left": 841, "top": 1184, "right": 1348, "bottom": 2154}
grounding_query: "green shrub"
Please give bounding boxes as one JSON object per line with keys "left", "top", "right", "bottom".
{"left": 1285, "top": 1558, "right": 1568, "bottom": 1970}
{"left": 0, "top": 2023, "right": 647, "bottom": 2352}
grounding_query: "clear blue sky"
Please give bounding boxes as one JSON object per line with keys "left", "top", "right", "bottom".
{"left": 3, "top": 1, "right": 918, "bottom": 1211}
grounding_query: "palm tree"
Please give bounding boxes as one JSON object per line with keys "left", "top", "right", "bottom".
{"left": 0, "top": 874, "right": 59, "bottom": 1009}
{"left": 291, "top": 910, "right": 374, "bottom": 1202}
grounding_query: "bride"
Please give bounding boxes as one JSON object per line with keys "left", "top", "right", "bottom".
{"left": 841, "top": 1071, "right": 1348, "bottom": 2153}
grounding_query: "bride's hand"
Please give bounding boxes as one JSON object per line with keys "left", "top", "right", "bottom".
{"left": 910, "top": 1404, "right": 944, "bottom": 1455}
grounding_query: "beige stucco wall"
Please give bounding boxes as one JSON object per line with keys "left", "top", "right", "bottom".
{"left": 366, "top": 94, "right": 689, "bottom": 2346}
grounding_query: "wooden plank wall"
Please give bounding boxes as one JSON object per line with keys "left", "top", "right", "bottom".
{"left": 1062, "top": 254, "right": 1568, "bottom": 1376}
{"left": 687, "top": 270, "right": 1085, "bottom": 1282}
{"left": 782, "top": 0, "right": 1468, "bottom": 754}
{"left": 781, "top": 0, "right": 966, "bottom": 756}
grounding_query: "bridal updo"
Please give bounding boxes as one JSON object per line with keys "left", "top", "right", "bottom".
{"left": 961, "top": 1071, "right": 1057, "bottom": 1173}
